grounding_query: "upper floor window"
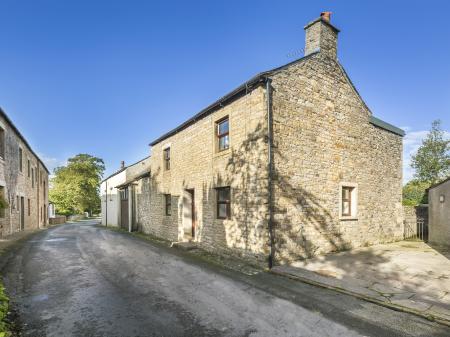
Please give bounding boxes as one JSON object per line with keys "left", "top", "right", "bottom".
{"left": 216, "top": 186, "right": 230, "bottom": 219}
{"left": 163, "top": 147, "right": 171, "bottom": 171}
{"left": 0, "top": 127, "right": 5, "bottom": 159}
{"left": 31, "top": 168, "right": 35, "bottom": 188}
{"left": 216, "top": 117, "right": 229, "bottom": 152}
{"left": 19, "top": 147, "right": 23, "bottom": 172}
{"left": 27, "top": 159, "right": 31, "bottom": 178}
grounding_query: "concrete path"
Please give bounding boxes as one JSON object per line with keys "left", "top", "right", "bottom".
{"left": 1, "top": 221, "right": 449, "bottom": 337}
{"left": 273, "top": 241, "right": 450, "bottom": 324}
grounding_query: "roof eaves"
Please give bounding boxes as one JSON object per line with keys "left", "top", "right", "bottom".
{"left": 427, "top": 176, "right": 450, "bottom": 191}
{"left": 370, "top": 116, "right": 405, "bottom": 137}
{"left": 0, "top": 107, "right": 50, "bottom": 173}
{"left": 148, "top": 52, "right": 319, "bottom": 147}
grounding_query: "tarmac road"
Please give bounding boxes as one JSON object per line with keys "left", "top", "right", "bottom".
{"left": 1, "top": 220, "right": 449, "bottom": 337}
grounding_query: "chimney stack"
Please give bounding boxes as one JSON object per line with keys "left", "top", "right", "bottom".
{"left": 304, "top": 12, "right": 340, "bottom": 59}
{"left": 120, "top": 160, "right": 125, "bottom": 169}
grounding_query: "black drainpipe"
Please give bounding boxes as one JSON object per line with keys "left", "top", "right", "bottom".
{"left": 266, "top": 78, "right": 275, "bottom": 269}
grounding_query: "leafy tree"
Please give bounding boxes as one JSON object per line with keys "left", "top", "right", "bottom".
{"left": 411, "top": 120, "right": 450, "bottom": 184}
{"left": 49, "top": 154, "right": 105, "bottom": 216}
{"left": 402, "top": 179, "right": 429, "bottom": 206}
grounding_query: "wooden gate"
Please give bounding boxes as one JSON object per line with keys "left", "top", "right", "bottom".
{"left": 120, "top": 188, "right": 129, "bottom": 230}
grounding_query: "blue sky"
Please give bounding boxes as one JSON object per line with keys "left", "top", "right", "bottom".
{"left": 1, "top": 0, "right": 449, "bottom": 181}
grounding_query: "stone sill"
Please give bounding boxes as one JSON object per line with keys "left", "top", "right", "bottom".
{"left": 339, "top": 217, "right": 358, "bottom": 221}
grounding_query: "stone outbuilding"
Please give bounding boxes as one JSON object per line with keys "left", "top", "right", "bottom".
{"left": 428, "top": 178, "right": 450, "bottom": 247}
{"left": 101, "top": 157, "right": 150, "bottom": 231}
{"left": 119, "top": 13, "right": 406, "bottom": 266}
{"left": 0, "top": 108, "right": 50, "bottom": 237}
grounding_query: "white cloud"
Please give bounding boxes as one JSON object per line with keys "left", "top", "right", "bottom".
{"left": 37, "top": 153, "right": 68, "bottom": 177}
{"left": 402, "top": 128, "right": 450, "bottom": 183}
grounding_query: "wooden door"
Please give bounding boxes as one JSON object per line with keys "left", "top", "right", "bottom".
{"left": 120, "top": 188, "right": 129, "bottom": 230}
{"left": 20, "top": 197, "right": 25, "bottom": 230}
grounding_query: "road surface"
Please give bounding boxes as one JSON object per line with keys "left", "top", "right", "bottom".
{"left": 1, "top": 220, "right": 449, "bottom": 337}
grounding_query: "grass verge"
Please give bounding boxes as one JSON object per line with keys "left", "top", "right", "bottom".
{"left": 0, "top": 280, "right": 10, "bottom": 337}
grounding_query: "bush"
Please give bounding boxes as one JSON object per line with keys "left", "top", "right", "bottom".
{"left": 0, "top": 282, "right": 10, "bottom": 336}
{"left": 403, "top": 180, "right": 430, "bottom": 206}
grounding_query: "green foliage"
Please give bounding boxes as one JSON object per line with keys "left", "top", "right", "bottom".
{"left": 0, "top": 282, "right": 10, "bottom": 336}
{"left": 402, "top": 180, "right": 430, "bottom": 206}
{"left": 49, "top": 154, "right": 105, "bottom": 216}
{"left": 411, "top": 120, "right": 450, "bottom": 185}
{"left": 0, "top": 195, "right": 8, "bottom": 210}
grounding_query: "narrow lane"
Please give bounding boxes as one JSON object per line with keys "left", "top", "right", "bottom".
{"left": 1, "top": 221, "right": 449, "bottom": 337}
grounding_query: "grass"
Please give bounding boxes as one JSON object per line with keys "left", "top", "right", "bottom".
{"left": 0, "top": 281, "right": 10, "bottom": 337}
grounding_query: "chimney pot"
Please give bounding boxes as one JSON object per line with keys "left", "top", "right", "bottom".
{"left": 320, "top": 11, "right": 332, "bottom": 22}
{"left": 120, "top": 161, "right": 125, "bottom": 169}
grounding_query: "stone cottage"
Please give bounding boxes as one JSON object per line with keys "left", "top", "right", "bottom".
{"left": 0, "top": 107, "right": 50, "bottom": 237}
{"left": 428, "top": 178, "right": 450, "bottom": 247}
{"left": 136, "top": 13, "right": 405, "bottom": 266}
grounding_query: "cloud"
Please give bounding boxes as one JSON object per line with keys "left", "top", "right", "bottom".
{"left": 36, "top": 153, "right": 68, "bottom": 177}
{"left": 402, "top": 128, "right": 450, "bottom": 183}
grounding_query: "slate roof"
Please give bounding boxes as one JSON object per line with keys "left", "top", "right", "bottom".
{"left": 0, "top": 107, "right": 50, "bottom": 173}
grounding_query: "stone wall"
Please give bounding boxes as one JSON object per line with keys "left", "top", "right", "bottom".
{"left": 0, "top": 112, "right": 49, "bottom": 237}
{"left": 144, "top": 86, "right": 270, "bottom": 264}
{"left": 270, "top": 52, "right": 403, "bottom": 263}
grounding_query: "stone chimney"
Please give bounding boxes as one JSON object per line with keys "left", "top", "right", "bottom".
{"left": 304, "top": 12, "right": 340, "bottom": 59}
{"left": 120, "top": 160, "right": 125, "bottom": 169}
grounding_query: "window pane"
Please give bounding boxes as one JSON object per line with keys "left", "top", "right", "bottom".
{"left": 219, "top": 135, "right": 229, "bottom": 151}
{"left": 218, "top": 203, "right": 228, "bottom": 218}
{"left": 342, "top": 201, "right": 350, "bottom": 215}
{"left": 218, "top": 119, "right": 229, "bottom": 135}
{"left": 342, "top": 188, "right": 350, "bottom": 200}
{"left": 218, "top": 188, "right": 230, "bottom": 202}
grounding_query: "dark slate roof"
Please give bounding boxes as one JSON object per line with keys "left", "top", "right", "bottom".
{"left": 370, "top": 116, "right": 405, "bottom": 136}
{"left": 149, "top": 51, "right": 405, "bottom": 145}
{"left": 101, "top": 155, "right": 150, "bottom": 183}
{"left": 0, "top": 107, "right": 50, "bottom": 173}
{"left": 427, "top": 176, "right": 450, "bottom": 191}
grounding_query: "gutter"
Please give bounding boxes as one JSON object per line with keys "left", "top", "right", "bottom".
{"left": 266, "top": 78, "right": 275, "bottom": 269}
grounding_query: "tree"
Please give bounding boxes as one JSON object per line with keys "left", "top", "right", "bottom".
{"left": 49, "top": 154, "right": 105, "bottom": 216}
{"left": 411, "top": 120, "right": 450, "bottom": 184}
{"left": 402, "top": 179, "right": 429, "bottom": 206}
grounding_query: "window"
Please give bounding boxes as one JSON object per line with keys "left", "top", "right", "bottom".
{"left": 28, "top": 199, "right": 31, "bottom": 216}
{"left": 440, "top": 195, "right": 445, "bottom": 203}
{"left": 164, "top": 194, "right": 171, "bottom": 216}
{"left": 216, "top": 117, "right": 229, "bottom": 152}
{"left": 27, "top": 160, "right": 30, "bottom": 178}
{"left": 19, "top": 147, "right": 23, "bottom": 172}
{"left": 31, "top": 168, "right": 35, "bottom": 188}
{"left": 0, "top": 127, "right": 4, "bottom": 159}
{"left": 16, "top": 196, "right": 19, "bottom": 212}
{"left": 216, "top": 187, "right": 230, "bottom": 219}
{"left": 163, "top": 147, "right": 171, "bottom": 171}
{"left": 340, "top": 184, "right": 358, "bottom": 218}
{"left": 341, "top": 187, "right": 353, "bottom": 216}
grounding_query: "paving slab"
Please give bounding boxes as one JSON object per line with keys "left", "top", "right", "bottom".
{"left": 272, "top": 241, "right": 450, "bottom": 324}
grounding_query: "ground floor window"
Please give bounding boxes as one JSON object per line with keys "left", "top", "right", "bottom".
{"left": 0, "top": 186, "right": 6, "bottom": 218}
{"left": 339, "top": 183, "right": 358, "bottom": 219}
{"left": 216, "top": 187, "right": 230, "bottom": 219}
{"left": 28, "top": 199, "right": 31, "bottom": 216}
{"left": 164, "top": 194, "right": 171, "bottom": 216}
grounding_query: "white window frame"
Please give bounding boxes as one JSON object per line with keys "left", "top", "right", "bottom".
{"left": 339, "top": 182, "right": 358, "bottom": 220}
